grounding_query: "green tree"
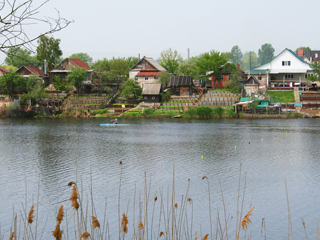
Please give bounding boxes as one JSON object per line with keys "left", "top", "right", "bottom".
{"left": 178, "top": 56, "right": 200, "bottom": 79}
{"left": 126, "top": 57, "right": 139, "bottom": 69}
{"left": 20, "top": 75, "right": 46, "bottom": 105}
{"left": 0, "top": 72, "right": 26, "bottom": 100}
{"left": 242, "top": 51, "right": 258, "bottom": 70}
{"left": 229, "top": 45, "right": 243, "bottom": 65}
{"left": 0, "top": 65, "right": 17, "bottom": 72}
{"left": 69, "top": 53, "right": 93, "bottom": 66}
{"left": 158, "top": 48, "right": 182, "bottom": 74}
{"left": 66, "top": 67, "right": 87, "bottom": 94}
{"left": 36, "top": 35, "right": 63, "bottom": 71}
{"left": 225, "top": 69, "right": 244, "bottom": 93}
{"left": 158, "top": 71, "right": 171, "bottom": 89}
{"left": 307, "top": 61, "right": 320, "bottom": 82}
{"left": 121, "top": 79, "right": 142, "bottom": 101}
{"left": 196, "top": 50, "right": 233, "bottom": 88}
{"left": 258, "top": 43, "right": 275, "bottom": 65}
{"left": 5, "top": 47, "right": 38, "bottom": 68}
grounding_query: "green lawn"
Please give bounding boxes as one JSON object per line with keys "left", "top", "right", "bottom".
{"left": 266, "top": 90, "right": 295, "bottom": 103}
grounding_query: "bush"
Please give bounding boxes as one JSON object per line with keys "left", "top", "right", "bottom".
{"left": 225, "top": 106, "right": 238, "bottom": 118}
{"left": 213, "top": 106, "right": 224, "bottom": 117}
{"left": 161, "top": 90, "right": 171, "bottom": 102}
{"left": 96, "top": 108, "right": 109, "bottom": 114}
{"left": 184, "top": 106, "right": 213, "bottom": 118}
{"left": 143, "top": 108, "right": 155, "bottom": 115}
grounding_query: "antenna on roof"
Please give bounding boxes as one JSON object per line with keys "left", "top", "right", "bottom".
{"left": 138, "top": 53, "right": 140, "bottom": 60}
{"left": 187, "top": 48, "right": 190, "bottom": 60}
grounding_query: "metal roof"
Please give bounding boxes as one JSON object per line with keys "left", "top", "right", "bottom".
{"left": 130, "top": 57, "right": 166, "bottom": 71}
{"left": 169, "top": 76, "right": 193, "bottom": 87}
{"left": 137, "top": 71, "right": 160, "bottom": 77}
{"left": 142, "top": 83, "right": 162, "bottom": 95}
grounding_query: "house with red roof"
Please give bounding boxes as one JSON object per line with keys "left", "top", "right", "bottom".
{"left": 49, "top": 58, "right": 93, "bottom": 85}
{"left": 129, "top": 57, "right": 166, "bottom": 87}
{"left": 16, "top": 66, "right": 45, "bottom": 79}
{"left": 0, "top": 67, "right": 8, "bottom": 77}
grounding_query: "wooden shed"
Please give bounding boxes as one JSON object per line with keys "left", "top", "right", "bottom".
{"left": 169, "top": 76, "right": 193, "bottom": 96}
{"left": 244, "top": 76, "right": 260, "bottom": 94}
{"left": 142, "top": 83, "right": 162, "bottom": 103}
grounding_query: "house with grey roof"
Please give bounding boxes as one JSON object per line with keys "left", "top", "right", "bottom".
{"left": 246, "top": 48, "right": 313, "bottom": 88}
{"left": 142, "top": 83, "right": 162, "bottom": 103}
{"left": 169, "top": 76, "right": 193, "bottom": 96}
{"left": 129, "top": 57, "right": 166, "bottom": 87}
{"left": 296, "top": 49, "right": 320, "bottom": 63}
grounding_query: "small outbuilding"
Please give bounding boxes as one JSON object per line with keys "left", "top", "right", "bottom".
{"left": 142, "top": 83, "right": 162, "bottom": 103}
{"left": 169, "top": 76, "right": 193, "bottom": 96}
{"left": 244, "top": 76, "right": 260, "bottom": 94}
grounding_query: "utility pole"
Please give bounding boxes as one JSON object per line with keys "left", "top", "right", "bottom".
{"left": 187, "top": 48, "right": 190, "bottom": 60}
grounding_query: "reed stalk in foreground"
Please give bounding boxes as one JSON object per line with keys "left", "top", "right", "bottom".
{"left": 241, "top": 207, "right": 254, "bottom": 229}
{"left": 52, "top": 205, "right": 64, "bottom": 240}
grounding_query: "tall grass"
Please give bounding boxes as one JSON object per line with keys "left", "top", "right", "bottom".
{"left": 4, "top": 161, "right": 312, "bottom": 239}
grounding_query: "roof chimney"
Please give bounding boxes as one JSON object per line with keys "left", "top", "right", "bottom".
{"left": 297, "top": 49, "right": 304, "bottom": 57}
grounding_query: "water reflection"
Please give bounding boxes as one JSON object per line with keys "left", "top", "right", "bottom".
{"left": 0, "top": 118, "right": 319, "bottom": 239}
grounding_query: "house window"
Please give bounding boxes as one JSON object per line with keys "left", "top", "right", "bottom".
{"left": 144, "top": 96, "right": 148, "bottom": 99}
{"left": 152, "top": 96, "right": 155, "bottom": 100}
{"left": 285, "top": 74, "right": 293, "bottom": 79}
{"left": 218, "top": 75, "right": 224, "bottom": 80}
{"left": 145, "top": 77, "right": 148, "bottom": 80}
{"left": 258, "top": 76, "right": 262, "bottom": 80}
{"left": 282, "top": 61, "right": 291, "bottom": 66}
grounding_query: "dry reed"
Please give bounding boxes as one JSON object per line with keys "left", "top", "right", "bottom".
{"left": 56, "top": 205, "right": 64, "bottom": 223}
{"left": 27, "top": 204, "right": 34, "bottom": 224}
{"left": 69, "top": 185, "right": 79, "bottom": 210}
{"left": 52, "top": 222, "right": 63, "bottom": 240}
{"left": 159, "top": 231, "right": 164, "bottom": 237}
{"left": 121, "top": 212, "right": 128, "bottom": 233}
{"left": 9, "top": 232, "right": 15, "bottom": 240}
{"left": 202, "top": 233, "right": 209, "bottom": 240}
{"left": 194, "top": 230, "right": 197, "bottom": 240}
{"left": 92, "top": 216, "right": 100, "bottom": 229}
{"left": 80, "top": 231, "right": 90, "bottom": 239}
{"left": 138, "top": 221, "right": 144, "bottom": 230}
{"left": 241, "top": 207, "right": 254, "bottom": 229}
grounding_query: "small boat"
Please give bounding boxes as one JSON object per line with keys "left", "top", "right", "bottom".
{"left": 100, "top": 124, "right": 130, "bottom": 127}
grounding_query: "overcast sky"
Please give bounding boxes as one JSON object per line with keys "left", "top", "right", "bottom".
{"left": 1, "top": 0, "right": 320, "bottom": 63}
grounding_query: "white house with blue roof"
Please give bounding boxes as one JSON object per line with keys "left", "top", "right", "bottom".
{"left": 246, "top": 48, "right": 313, "bottom": 88}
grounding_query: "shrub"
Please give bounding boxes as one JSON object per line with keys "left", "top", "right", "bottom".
{"left": 213, "top": 106, "right": 224, "bottom": 117}
{"left": 161, "top": 90, "right": 171, "bottom": 102}
{"left": 143, "top": 108, "right": 155, "bottom": 116}
{"left": 96, "top": 108, "right": 109, "bottom": 114}
{"left": 196, "top": 106, "right": 213, "bottom": 118}
{"left": 225, "top": 106, "right": 238, "bottom": 118}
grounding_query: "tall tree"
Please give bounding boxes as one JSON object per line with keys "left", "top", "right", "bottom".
{"left": 258, "top": 43, "right": 275, "bottom": 65}
{"left": 69, "top": 53, "right": 93, "bottom": 66}
{"left": 0, "top": 72, "right": 26, "bottom": 100}
{"left": 66, "top": 67, "right": 87, "bottom": 94}
{"left": 307, "top": 61, "right": 320, "bottom": 82}
{"left": 158, "top": 48, "right": 182, "bottom": 74}
{"left": 36, "top": 35, "right": 63, "bottom": 71}
{"left": 178, "top": 56, "right": 200, "bottom": 79}
{"left": 121, "top": 79, "right": 142, "bottom": 102}
{"left": 5, "top": 47, "right": 38, "bottom": 68}
{"left": 0, "top": 0, "right": 72, "bottom": 56}
{"left": 196, "top": 50, "right": 232, "bottom": 87}
{"left": 242, "top": 51, "right": 258, "bottom": 70}
{"left": 229, "top": 45, "right": 243, "bottom": 65}
{"left": 157, "top": 72, "right": 171, "bottom": 89}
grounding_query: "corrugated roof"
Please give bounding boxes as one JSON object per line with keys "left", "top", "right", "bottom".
{"left": 137, "top": 71, "right": 160, "bottom": 77}
{"left": 142, "top": 83, "right": 162, "bottom": 95}
{"left": 130, "top": 57, "right": 166, "bottom": 71}
{"left": 69, "top": 58, "right": 90, "bottom": 70}
{"left": 169, "top": 76, "right": 193, "bottom": 87}
{"left": 23, "top": 66, "right": 45, "bottom": 76}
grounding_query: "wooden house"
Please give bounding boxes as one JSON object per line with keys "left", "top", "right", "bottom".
{"left": 169, "top": 76, "right": 193, "bottom": 96}
{"left": 16, "top": 66, "right": 46, "bottom": 81}
{"left": 49, "top": 58, "right": 93, "bottom": 84}
{"left": 129, "top": 57, "right": 166, "bottom": 87}
{"left": 142, "top": 83, "right": 162, "bottom": 103}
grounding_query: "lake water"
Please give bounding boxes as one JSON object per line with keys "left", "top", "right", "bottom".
{"left": 0, "top": 117, "right": 319, "bottom": 239}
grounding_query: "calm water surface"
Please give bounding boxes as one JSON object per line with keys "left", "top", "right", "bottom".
{"left": 0, "top": 117, "right": 320, "bottom": 239}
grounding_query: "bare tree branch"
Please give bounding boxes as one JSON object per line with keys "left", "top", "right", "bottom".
{"left": 0, "top": 0, "right": 73, "bottom": 55}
